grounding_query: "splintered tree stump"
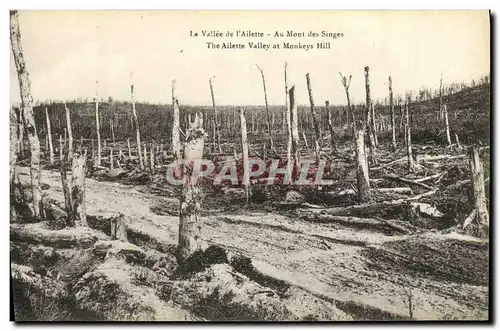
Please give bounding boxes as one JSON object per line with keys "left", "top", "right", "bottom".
{"left": 355, "top": 129, "right": 370, "bottom": 202}
{"left": 209, "top": 78, "right": 222, "bottom": 154}
{"left": 111, "top": 214, "right": 128, "bottom": 241}
{"left": 71, "top": 152, "right": 87, "bottom": 226}
{"left": 178, "top": 113, "right": 205, "bottom": 262}
{"left": 464, "top": 146, "right": 489, "bottom": 238}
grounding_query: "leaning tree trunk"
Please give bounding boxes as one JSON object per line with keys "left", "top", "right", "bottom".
{"left": 305, "top": 73, "right": 321, "bottom": 163}
{"left": 45, "top": 107, "right": 54, "bottom": 165}
{"left": 130, "top": 79, "right": 143, "bottom": 169}
{"left": 256, "top": 65, "right": 274, "bottom": 150}
{"left": 177, "top": 113, "right": 205, "bottom": 262}
{"left": 10, "top": 10, "right": 42, "bottom": 218}
{"left": 355, "top": 129, "right": 370, "bottom": 202}
{"left": 209, "top": 78, "right": 222, "bottom": 154}
{"left": 240, "top": 108, "right": 250, "bottom": 204}
{"left": 65, "top": 103, "right": 73, "bottom": 162}
{"left": 389, "top": 76, "right": 396, "bottom": 152}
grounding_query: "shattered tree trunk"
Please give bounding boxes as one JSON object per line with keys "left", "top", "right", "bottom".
{"left": 326, "top": 100, "right": 337, "bottom": 153}
{"left": 355, "top": 129, "right": 370, "bottom": 202}
{"left": 444, "top": 104, "right": 452, "bottom": 146}
{"left": 256, "top": 65, "right": 274, "bottom": 150}
{"left": 240, "top": 108, "right": 250, "bottom": 204}
{"left": 10, "top": 10, "right": 42, "bottom": 217}
{"left": 285, "top": 63, "right": 293, "bottom": 179}
{"left": 95, "top": 81, "right": 102, "bottom": 166}
{"left": 65, "top": 103, "right": 73, "bottom": 162}
{"left": 178, "top": 113, "right": 205, "bottom": 262}
{"left": 71, "top": 153, "right": 87, "bottom": 226}
{"left": 339, "top": 73, "right": 356, "bottom": 137}
{"left": 389, "top": 76, "right": 396, "bottom": 152}
{"left": 463, "top": 146, "right": 489, "bottom": 238}
{"left": 131, "top": 80, "right": 144, "bottom": 169}
{"left": 45, "top": 107, "right": 54, "bottom": 165}
{"left": 209, "top": 78, "right": 222, "bottom": 154}
{"left": 289, "top": 85, "right": 300, "bottom": 168}
{"left": 364, "top": 66, "right": 376, "bottom": 152}
{"left": 172, "top": 80, "right": 181, "bottom": 160}
{"left": 405, "top": 101, "right": 414, "bottom": 172}
{"left": 305, "top": 73, "right": 321, "bottom": 163}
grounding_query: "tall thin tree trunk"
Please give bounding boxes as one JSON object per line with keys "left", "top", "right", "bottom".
{"left": 240, "top": 108, "right": 250, "bottom": 204}
{"left": 405, "top": 101, "right": 414, "bottom": 172}
{"left": 209, "top": 78, "right": 222, "bottom": 154}
{"left": 71, "top": 152, "right": 87, "bottom": 227}
{"left": 371, "top": 104, "right": 379, "bottom": 147}
{"left": 389, "top": 76, "right": 396, "bottom": 152}
{"left": 65, "top": 103, "right": 73, "bottom": 162}
{"left": 289, "top": 85, "right": 300, "bottom": 169}
{"left": 464, "top": 146, "right": 489, "bottom": 238}
{"left": 305, "top": 73, "right": 321, "bottom": 163}
{"left": 326, "top": 100, "right": 337, "bottom": 153}
{"left": 172, "top": 79, "right": 181, "bottom": 159}
{"left": 355, "top": 129, "right": 370, "bottom": 202}
{"left": 364, "top": 66, "right": 376, "bottom": 152}
{"left": 177, "top": 113, "right": 205, "bottom": 261}
{"left": 95, "top": 81, "right": 102, "bottom": 166}
{"left": 45, "top": 107, "right": 54, "bottom": 165}
{"left": 10, "top": 107, "right": 18, "bottom": 186}
{"left": 285, "top": 63, "right": 292, "bottom": 178}
{"left": 444, "top": 104, "right": 451, "bottom": 146}
{"left": 439, "top": 74, "right": 444, "bottom": 120}
{"left": 127, "top": 138, "right": 132, "bottom": 160}
{"left": 256, "top": 65, "right": 274, "bottom": 150}
{"left": 130, "top": 77, "right": 143, "bottom": 169}
{"left": 10, "top": 10, "right": 42, "bottom": 217}
{"left": 109, "top": 146, "right": 114, "bottom": 171}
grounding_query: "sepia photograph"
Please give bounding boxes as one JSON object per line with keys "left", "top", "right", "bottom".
{"left": 9, "top": 10, "right": 491, "bottom": 322}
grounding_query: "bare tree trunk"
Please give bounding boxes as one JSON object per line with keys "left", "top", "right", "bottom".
{"left": 110, "top": 117, "right": 115, "bottom": 145}
{"left": 405, "top": 101, "right": 414, "bottom": 172}
{"left": 326, "top": 100, "right": 336, "bottom": 153}
{"left": 209, "top": 78, "right": 222, "bottom": 154}
{"left": 143, "top": 143, "right": 148, "bottom": 169}
{"left": 305, "top": 73, "right": 321, "bottom": 163}
{"left": 127, "top": 138, "right": 132, "bottom": 160}
{"left": 45, "top": 107, "right": 54, "bottom": 165}
{"left": 389, "top": 76, "right": 396, "bottom": 152}
{"left": 65, "top": 103, "right": 73, "bottom": 162}
{"left": 439, "top": 74, "right": 444, "bottom": 120}
{"left": 109, "top": 146, "right": 114, "bottom": 171}
{"left": 355, "top": 129, "right": 370, "bottom": 202}
{"left": 371, "top": 104, "right": 379, "bottom": 147}
{"left": 339, "top": 73, "right": 356, "bottom": 138}
{"left": 302, "top": 131, "right": 310, "bottom": 152}
{"left": 17, "top": 110, "right": 25, "bottom": 158}
{"left": 240, "top": 108, "right": 250, "bottom": 204}
{"left": 364, "top": 67, "right": 377, "bottom": 154}
{"left": 71, "top": 152, "right": 87, "bottom": 226}
{"left": 455, "top": 133, "right": 463, "bottom": 150}
{"left": 177, "top": 113, "right": 205, "bottom": 261}
{"left": 10, "top": 107, "right": 18, "bottom": 186}
{"left": 463, "top": 146, "right": 489, "bottom": 238}
{"left": 94, "top": 81, "right": 102, "bottom": 167}
{"left": 130, "top": 78, "right": 143, "bottom": 169}
{"left": 285, "top": 63, "right": 293, "bottom": 179}
{"left": 444, "top": 104, "right": 451, "bottom": 146}
{"left": 256, "top": 65, "right": 274, "bottom": 150}
{"left": 150, "top": 142, "right": 155, "bottom": 173}
{"left": 172, "top": 79, "right": 181, "bottom": 159}
{"left": 10, "top": 10, "right": 42, "bottom": 217}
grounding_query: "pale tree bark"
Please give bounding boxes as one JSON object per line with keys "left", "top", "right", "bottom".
{"left": 172, "top": 79, "right": 181, "bottom": 159}
{"left": 455, "top": 133, "right": 463, "bottom": 150}
{"left": 10, "top": 10, "right": 42, "bottom": 217}
{"left": 10, "top": 107, "right": 18, "bottom": 186}
{"left": 130, "top": 76, "right": 143, "bottom": 169}
{"left": 65, "top": 103, "right": 73, "bottom": 162}
{"left": 209, "top": 78, "right": 222, "bottom": 154}
{"left": 439, "top": 74, "right": 444, "bottom": 120}
{"left": 463, "top": 146, "right": 489, "bottom": 238}
{"left": 17, "top": 109, "right": 25, "bottom": 158}
{"left": 364, "top": 67, "right": 377, "bottom": 156}
{"left": 444, "top": 104, "right": 451, "bottom": 146}
{"left": 110, "top": 146, "right": 114, "bottom": 171}
{"left": 45, "top": 107, "right": 54, "bottom": 165}
{"left": 285, "top": 63, "right": 293, "bottom": 178}
{"left": 326, "top": 100, "right": 337, "bottom": 153}
{"left": 110, "top": 117, "right": 115, "bottom": 145}
{"left": 355, "top": 129, "right": 370, "bottom": 202}
{"left": 178, "top": 113, "right": 205, "bottom": 262}
{"left": 302, "top": 131, "right": 310, "bottom": 152}
{"left": 389, "top": 76, "right": 396, "bottom": 152}
{"left": 371, "top": 104, "right": 379, "bottom": 147}
{"left": 240, "top": 108, "right": 250, "bottom": 204}
{"left": 71, "top": 152, "right": 87, "bottom": 227}
{"left": 305, "top": 73, "right": 321, "bottom": 163}
{"left": 143, "top": 143, "right": 148, "bottom": 169}
{"left": 256, "top": 64, "right": 274, "bottom": 150}
{"left": 150, "top": 142, "right": 155, "bottom": 173}
{"left": 339, "top": 73, "right": 356, "bottom": 137}
{"left": 289, "top": 85, "right": 300, "bottom": 169}
{"left": 95, "top": 81, "right": 102, "bottom": 166}
{"left": 405, "top": 101, "right": 414, "bottom": 172}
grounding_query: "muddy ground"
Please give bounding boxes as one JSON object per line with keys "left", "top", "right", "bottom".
{"left": 10, "top": 142, "right": 489, "bottom": 321}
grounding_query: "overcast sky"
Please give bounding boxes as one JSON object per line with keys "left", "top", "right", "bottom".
{"left": 10, "top": 10, "right": 490, "bottom": 106}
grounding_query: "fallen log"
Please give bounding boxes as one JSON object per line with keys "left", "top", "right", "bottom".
{"left": 383, "top": 174, "right": 433, "bottom": 190}
{"left": 301, "top": 214, "right": 412, "bottom": 234}
{"left": 376, "top": 187, "right": 413, "bottom": 195}
{"left": 414, "top": 172, "right": 444, "bottom": 183}
{"left": 370, "top": 157, "right": 406, "bottom": 171}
